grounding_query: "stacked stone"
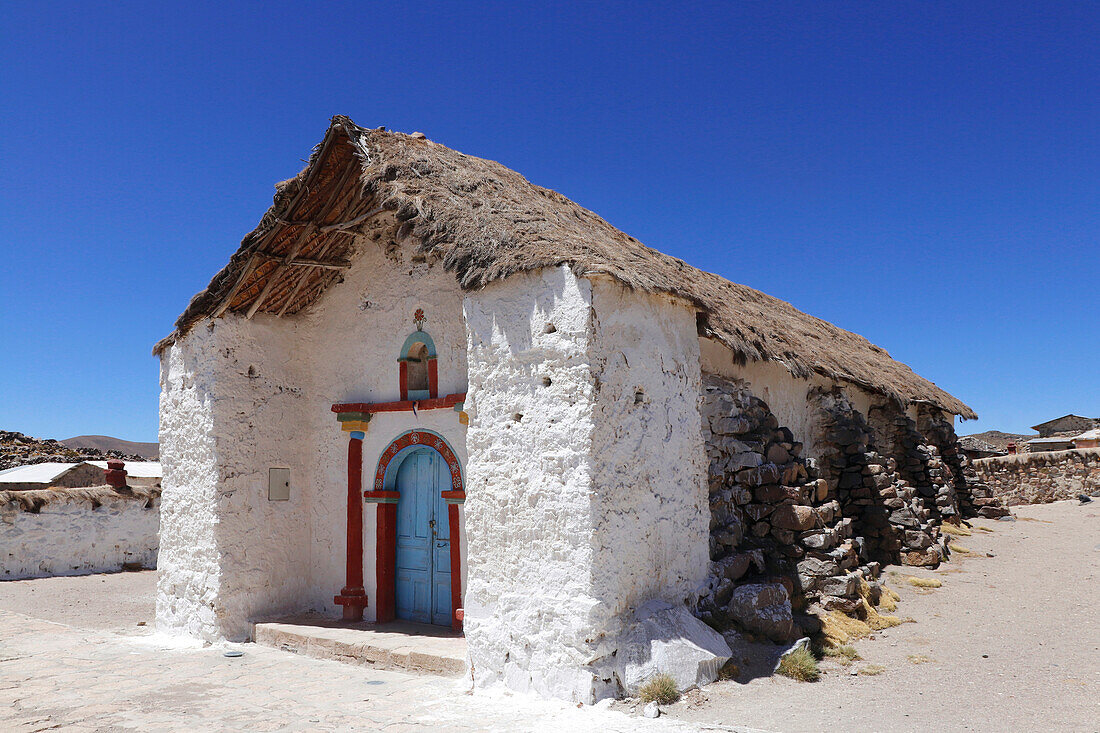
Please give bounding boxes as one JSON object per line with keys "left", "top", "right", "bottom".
{"left": 810, "top": 388, "right": 946, "bottom": 568}
{"left": 697, "top": 376, "right": 859, "bottom": 640}
{"left": 914, "top": 407, "right": 972, "bottom": 517}
{"left": 959, "top": 459, "right": 1010, "bottom": 517}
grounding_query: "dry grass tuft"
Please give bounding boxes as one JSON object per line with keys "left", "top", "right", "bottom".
{"left": 639, "top": 673, "right": 680, "bottom": 705}
{"left": 776, "top": 647, "right": 820, "bottom": 682}
{"left": 823, "top": 610, "right": 872, "bottom": 645}
{"left": 906, "top": 577, "right": 943, "bottom": 588}
{"left": 949, "top": 543, "right": 975, "bottom": 555}
{"left": 821, "top": 644, "right": 862, "bottom": 666}
{"left": 907, "top": 654, "right": 934, "bottom": 664}
{"left": 860, "top": 580, "right": 905, "bottom": 630}
{"left": 822, "top": 581, "right": 906, "bottom": 645}
{"left": 975, "top": 525, "right": 995, "bottom": 533}
{"left": 858, "top": 664, "right": 886, "bottom": 676}
{"left": 940, "top": 523, "right": 972, "bottom": 537}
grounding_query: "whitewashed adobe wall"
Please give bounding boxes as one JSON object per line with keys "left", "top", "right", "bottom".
{"left": 1, "top": 491, "right": 159, "bottom": 580}
{"left": 462, "top": 267, "right": 709, "bottom": 703}
{"left": 157, "top": 236, "right": 469, "bottom": 641}
{"left": 294, "top": 239, "right": 469, "bottom": 618}
{"left": 463, "top": 266, "right": 601, "bottom": 701}
{"left": 588, "top": 277, "right": 708, "bottom": 620}
{"left": 157, "top": 316, "right": 312, "bottom": 642}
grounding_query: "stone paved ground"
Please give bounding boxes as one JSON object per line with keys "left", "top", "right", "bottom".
{"left": 0, "top": 587, "right": 730, "bottom": 732}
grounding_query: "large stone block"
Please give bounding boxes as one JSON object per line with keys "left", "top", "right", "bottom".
{"left": 725, "top": 583, "right": 792, "bottom": 642}
{"left": 771, "top": 504, "right": 817, "bottom": 531}
{"left": 612, "top": 600, "right": 732, "bottom": 694}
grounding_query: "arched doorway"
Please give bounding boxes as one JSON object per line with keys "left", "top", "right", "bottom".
{"left": 394, "top": 448, "right": 453, "bottom": 625}
{"left": 366, "top": 429, "right": 465, "bottom": 629}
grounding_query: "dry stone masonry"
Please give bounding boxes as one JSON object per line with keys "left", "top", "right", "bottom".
{"left": 695, "top": 377, "right": 1009, "bottom": 650}
{"left": 696, "top": 376, "right": 870, "bottom": 640}
{"left": 810, "top": 388, "right": 948, "bottom": 568}
{"left": 971, "top": 449, "right": 1100, "bottom": 505}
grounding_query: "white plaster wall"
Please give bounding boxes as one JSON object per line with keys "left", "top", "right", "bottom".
{"left": 588, "top": 278, "right": 709, "bottom": 618}
{"left": 1, "top": 494, "right": 159, "bottom": 579}
{"left": 293, "top": 240, "right": 470, "bottom": 618}
{"left": 463, "top": 266, "right": 602, "bottom": 701}
{"left": 157, "top": 325, "right": 224, "bottom": 640}
{"left": 463, "top": 269, "right": 710, "bottom": 703}
{"left": 157, "top": 316, "right": 312, "bottom": 641}
{"left": 158, "top": 237, "right": 474, "bottom": 641}
{"left": 206, "top": 315, "right": 313, "bottom": 638}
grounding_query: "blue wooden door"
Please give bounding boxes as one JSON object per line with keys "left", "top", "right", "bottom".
{"left": 394, "top": 449, "right": 452, "bottom": 625}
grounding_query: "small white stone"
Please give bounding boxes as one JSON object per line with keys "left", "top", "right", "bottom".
{"left": 643, "top": 701, "right": 660, "bottom": 718}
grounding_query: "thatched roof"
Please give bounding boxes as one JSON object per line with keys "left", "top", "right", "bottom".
{"left": 156, "top": 116, "right": 975, "bottom": 419}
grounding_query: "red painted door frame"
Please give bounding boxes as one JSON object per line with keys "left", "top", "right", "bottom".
{"left": 366, "top": 430, "right": 465, "bottom": 631}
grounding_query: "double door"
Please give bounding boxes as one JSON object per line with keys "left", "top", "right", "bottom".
{"left": 394, "top": 448, "right": 452, "bottom": 625}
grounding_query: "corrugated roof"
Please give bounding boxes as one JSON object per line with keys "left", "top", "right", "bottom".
{"left": 0, "top": 462, "right": 81, "bottom": 483}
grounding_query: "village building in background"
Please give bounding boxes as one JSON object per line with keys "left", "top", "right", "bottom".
{"left": 153, "top": 117, "right": 1001, "bottom": 703}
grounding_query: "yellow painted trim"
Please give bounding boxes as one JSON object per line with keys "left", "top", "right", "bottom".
{"left": 340, "top": 420, "right": 371, "bottom": 433}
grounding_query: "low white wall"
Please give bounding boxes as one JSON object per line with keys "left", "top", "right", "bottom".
{"left": 1, "top": 490, "right": 159, "bottom": 580}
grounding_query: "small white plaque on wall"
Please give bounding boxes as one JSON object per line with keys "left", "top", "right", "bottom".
{"left": 268, "top": 468, "right": 291, "bottom": 501}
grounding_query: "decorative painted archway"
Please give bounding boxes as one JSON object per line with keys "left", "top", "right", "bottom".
{"left": 365, "top": 430, "right": 465, "bottom": 630}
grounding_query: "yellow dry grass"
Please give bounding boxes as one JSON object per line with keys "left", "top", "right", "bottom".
{"left": 878, "top": 586, "right": 900, "bottom": 612}
{"left": 949, "top": 543, "right": 975, "bottom": 555}
{"left": 940, "top": 523, "right": 972, "bottom": 537}
{"left": 639, "top": 673, "right": 680, "bottom": 705}
{"left": 821, "top": 644, "right": 861, "bottom": 666}
{"left": 975, "top": 525, "right": 995, "bottom": 533}
{"left": 907, "top": 654, "right": 934, "bottom": 664}
{"left": 906, "top": 577, "right": 942, "bottom": 588}
{"left": 858, "top": 664, "right": 886, "bottom": 676}
{"left": 822, "top": 581, "right": 906, "bottom": 646}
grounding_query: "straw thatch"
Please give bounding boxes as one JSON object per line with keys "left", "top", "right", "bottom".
{"left": 155, "top": 116, "right": 975, "bottom": 418}
{"left": 0, "top": 484, "right": 160, "bottom": 513}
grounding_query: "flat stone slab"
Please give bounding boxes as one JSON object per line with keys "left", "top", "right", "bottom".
{"left": 253, "top": 613, "right": 467, "bottom": 677}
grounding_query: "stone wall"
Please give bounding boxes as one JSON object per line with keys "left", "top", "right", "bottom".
{"left": 0, "top": 486, "right": 160, "bottom": 579}
{"left": 696, "top": 375, "right": 871, "bottom": 640}
{"left": 971, "top": 449, "right": 1100, "bottom": 505}
{"left": 811, "top": 388, "right": 948, "bottom": 567}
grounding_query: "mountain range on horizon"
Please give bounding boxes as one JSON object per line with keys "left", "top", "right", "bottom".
{"left": 60, "top": 435, "right": 159, "bottom": 460}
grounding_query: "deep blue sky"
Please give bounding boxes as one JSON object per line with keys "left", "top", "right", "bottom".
{"left": 1, "top": 2, "right": 1096, "bottom": 443}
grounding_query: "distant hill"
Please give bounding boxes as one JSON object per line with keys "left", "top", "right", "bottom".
{"left": 1, "top": 430, "right": 150, "bottom": 471}
{"left": 960, "top": 430, "right": 1034, "bottom": 451}
{"left": 61, "top": 435, "right": 159, "bottom": 460}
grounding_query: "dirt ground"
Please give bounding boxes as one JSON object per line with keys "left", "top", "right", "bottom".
{"left": 0, "top": 500, "right": 1097, "bottom": 731}
{"left": 659, "top": 500, "right": 1100, "bottom": 732}
{"left": 0, "top": 568, "right": 156, "bottom": 632}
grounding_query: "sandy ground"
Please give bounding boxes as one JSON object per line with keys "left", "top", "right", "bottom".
{"left": 659, "top": 500, "right": 1100, "bottom": 732}
{"left": 0, "top": 569, "right": 156, "bottom": 631}
{"left": 0, "top": 500, "right": 1097, "bottom": 731}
